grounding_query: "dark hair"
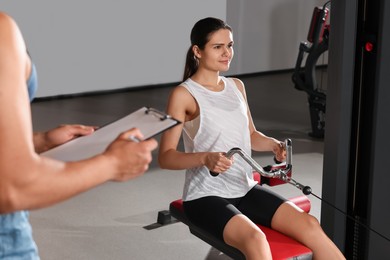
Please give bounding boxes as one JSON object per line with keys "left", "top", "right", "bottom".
{"left": 183, "top": 17, "right": 232, "bottom": 81}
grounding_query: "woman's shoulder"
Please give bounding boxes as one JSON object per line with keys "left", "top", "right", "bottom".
{"left": 225, "top": 77, "right": 245, "bottom": 92}
{"left": 169, "top": 83, "right": 193, "bottom": 101}
{"left": 173, "top": 82, "right": 189, "bottom": 93}
{"left": 166, "top": 83, "right": 197, "bottom": 116}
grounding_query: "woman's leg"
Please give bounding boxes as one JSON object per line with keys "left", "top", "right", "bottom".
{"left": 184, "top": 195, "right": 273, "bottom": 260}
{"left": 271, "top": 201, "right": 346, "bottom": 260}
{"left": 220, "top": 184, "right": 286, "bottom": 259}
{"left": 223, "top": 214, "right": 272, "bottom": 260}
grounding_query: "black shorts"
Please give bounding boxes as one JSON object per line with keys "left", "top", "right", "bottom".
{"left": 183, "top": 185, "right": 286, "bottom": 241}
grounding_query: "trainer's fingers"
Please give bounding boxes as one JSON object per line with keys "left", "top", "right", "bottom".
{"left": 143, "top": 138, "right": 158, "bottom": 150}
{"left": 122, "top": 128, "right": 144, "bottom": 141}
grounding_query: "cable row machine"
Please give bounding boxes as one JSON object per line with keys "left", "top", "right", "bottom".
{"left": 292, "top": 2, "right": 330, "bottom": 138}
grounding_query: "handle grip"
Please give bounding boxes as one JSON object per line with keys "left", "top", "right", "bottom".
{"left": 210, "top": 171, "right": 219, "bottom": 177}
{"left": 273, "top": 157, "right": 283, "bottom": 164}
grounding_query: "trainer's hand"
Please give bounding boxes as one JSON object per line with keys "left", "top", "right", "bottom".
{"left": 35, "top": 124, "right": 96, "bottom": 153}
{"left": 104, "top": 128, "right": 158, "bottom": 181}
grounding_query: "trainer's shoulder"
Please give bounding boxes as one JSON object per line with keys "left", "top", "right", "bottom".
{"left": 0, "top": 12, "right": 21, "bottom": 46}
{"left": 0, "top": 12, "right": 16, "bottom": 27}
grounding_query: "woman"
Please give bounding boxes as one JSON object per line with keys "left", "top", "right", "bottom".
{"left": 0, "top": 11, "right": 157, "bottom": 258}
{"left": 158, "top": 17, "right": 345, "bottom": 259}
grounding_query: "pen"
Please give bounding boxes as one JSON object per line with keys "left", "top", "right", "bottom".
{"left": 128, "top": 135, "right": 142, "bottom": 143}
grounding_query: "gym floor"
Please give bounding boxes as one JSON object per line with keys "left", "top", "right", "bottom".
{"left": 30, "top": 70, "right": 326, "bottom": 260}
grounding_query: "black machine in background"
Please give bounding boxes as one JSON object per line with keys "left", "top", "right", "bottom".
{"left": 292, "top": 2, "right": 330, "bottom": 138}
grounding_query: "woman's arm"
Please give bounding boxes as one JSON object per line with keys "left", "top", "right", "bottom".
{"left": 0, "top": 13, "right": 157, "bottom": 213}
{"left": 232, "top": 78, "right": 286, "bottom": 161}
{"left": 158, "top": 86, "right": 207, "bottom": 170}
{"left": 158, "top": 86, "right": 232, "bottom": 172}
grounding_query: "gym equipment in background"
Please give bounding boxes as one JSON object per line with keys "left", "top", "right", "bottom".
{"left": 292, "top": 1, "right": 331, "bottom": 138}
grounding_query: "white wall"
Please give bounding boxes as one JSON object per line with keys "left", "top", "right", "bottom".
{"left": 227, "top": 0, "right": 328, "bottom": 75}
{"left": 2, "top": 0, "right": 226, "bottom": 97}
{"left": 2, "top": 0, "right": 327, "bottom": 97}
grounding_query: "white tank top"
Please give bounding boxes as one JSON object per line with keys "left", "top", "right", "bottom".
{"left": 181, "top": 77, "right": 257, "bottom": 201}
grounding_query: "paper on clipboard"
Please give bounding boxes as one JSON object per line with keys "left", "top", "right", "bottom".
{"left": 41, "top": 107, "right": 180, "bottom": 161}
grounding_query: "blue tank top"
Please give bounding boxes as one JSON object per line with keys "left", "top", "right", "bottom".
{"left": 27, "top": 62, "right": 38, "bottom": 101}
{"left": 0, "top": 62, "right": 40, "bottom": 259}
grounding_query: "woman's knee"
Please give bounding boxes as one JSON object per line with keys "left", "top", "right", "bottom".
{"left": 223, "top": 215, "right": 266, "bottom": 245}
{"left": 291, "top": 213, "right": 326, "bottom": 244}
{"left": 302, "top": 214, "right": 322, "bottom": 234}
{"left": 272, "top": 202, "right": 322, "bottom": 239}
{"left": 237, "top": 229, "right": 272, "bottom": 259}
{"left": 223, "top": 215, "right": 270, "bottom": 255}
{"left": 246, "top": 228, "right": 269, "bottom": 247}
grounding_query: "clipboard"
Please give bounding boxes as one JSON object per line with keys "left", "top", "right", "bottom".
{"left": 41, "top": 107, "right": 181, "bottom": 161}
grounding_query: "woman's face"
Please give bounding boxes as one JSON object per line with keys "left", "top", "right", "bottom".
{"left": 197, "top": 29, "right": 234, "bottom": 72}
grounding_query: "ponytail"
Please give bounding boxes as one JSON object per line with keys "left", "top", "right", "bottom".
{"left": 183, "top": 47, "right": 198, "bottom": 81}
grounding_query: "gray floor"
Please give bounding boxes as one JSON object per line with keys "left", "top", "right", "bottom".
{"left": 30, "top": 71, "right": 326, "bottom": 260}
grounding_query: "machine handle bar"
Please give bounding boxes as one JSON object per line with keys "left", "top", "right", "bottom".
{"left": 210, "top": 139, "right": 312, "bottom": 195}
